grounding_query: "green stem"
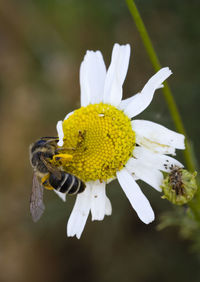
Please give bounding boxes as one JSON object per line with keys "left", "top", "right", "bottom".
{"left": 126, "top": 0, "right": 200, "bottom": 218}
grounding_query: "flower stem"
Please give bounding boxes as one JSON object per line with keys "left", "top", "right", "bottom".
{"left": 126, "top": 0, "right": 200, "bottom": 218}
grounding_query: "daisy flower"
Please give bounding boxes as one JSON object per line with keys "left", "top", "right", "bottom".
{"left": 56, "top": 43, "right": 185, "bottom": 239}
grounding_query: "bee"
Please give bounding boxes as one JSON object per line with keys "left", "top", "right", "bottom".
{"left": 29, "top": 137, "right": 86, "bottom": 222}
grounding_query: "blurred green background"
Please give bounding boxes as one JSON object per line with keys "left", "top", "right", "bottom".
{"left": 0, "top": 0, "right": 200, "bottom": 281}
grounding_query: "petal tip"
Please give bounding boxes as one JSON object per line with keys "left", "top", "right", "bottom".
{"left": 143, "top": 211, "right": 155, "bottom": 224}
{"left": 54, "top": 189, "right": 66, "bottom": 201}
{"left": 162, "top": 67, "right": 173, "bottom": 77}
{"left": 57, "top": 140, "right": 64, "bottom": 147}
{"left": 76, "top": 234, "right": 81, "bottom": 239}
{"left": 91, "top": 216, "right": 104, "bottom": 222}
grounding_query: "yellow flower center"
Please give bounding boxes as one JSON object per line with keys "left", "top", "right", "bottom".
{"left": 59, "top": 103, "right": 135, "bottom": 182}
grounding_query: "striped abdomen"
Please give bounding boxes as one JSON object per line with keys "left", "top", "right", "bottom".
{"left": 49, "top": 171, "right": 86, "bottom": 195}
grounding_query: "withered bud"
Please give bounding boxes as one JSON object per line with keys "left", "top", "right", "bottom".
{"left": 161, "top": 167, "right": 197, "bottom": 205}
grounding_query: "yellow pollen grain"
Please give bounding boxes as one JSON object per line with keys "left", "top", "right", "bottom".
{"left": 60, "top": 103, "right": 135, "bottom": 182}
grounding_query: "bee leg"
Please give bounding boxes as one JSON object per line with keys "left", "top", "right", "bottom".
{"left": 52, "top": 153, "right": 73, "bottom": 166}
{"left": 41, "top": 174, "right": 53, "bottom": 190}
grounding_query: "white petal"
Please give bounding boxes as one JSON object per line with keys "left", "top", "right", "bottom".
{"left": 56, "top": 120, "right": 64, "bottom": 147}
{"left": 80, "top": 50, "right": 106, "bottom": 107}
{"left": 132, "top": 146, "right": 184, "bottom": 172}
{"left": 135, "top": 135, "right": 175, "bottom": 155}
{"left": 64, "top": 111, "right": 74, "bottom": 120}
{"left": 119, "top": 85, "right": 163, "bottom": 111}
{"left": 105, "top": 196, "right": 112, "bottom": 216}
{"left": 91, "top": 182, "right": 106, "bottom": 221}
{"left": 118, "top": 93, "right": 139, "bottom": 110}
{"left": 67, "top": 185, "right": 92, "bottom": 239}
{"left": 124, "top": 67, "right": 172, "bottom": 118}
{"left": 117, "top": 168, "right": 155, "bottom": 224}
{"left": 54, "top": 189, "right": 66, "bottom": 201}
{"left": 132, "top": 120, "right": 185, "bottom": 154}
{"left": 125, "top": 157, "right": 163, "bottom": 192}
{"left": 103, "top": 43, "right": 130, "bottom": 106}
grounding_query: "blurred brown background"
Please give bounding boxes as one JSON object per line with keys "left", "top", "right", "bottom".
{"left": 0, "top": 0, "right": 200, "bottom": 281}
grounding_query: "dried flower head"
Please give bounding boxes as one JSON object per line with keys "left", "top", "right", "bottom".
{"left": 161, "top": 166, "right": 197, "bottom": 205}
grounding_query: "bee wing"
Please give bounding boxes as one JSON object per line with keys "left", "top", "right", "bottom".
{"left": 30, "top": 173, "right": 45, "bottom": 222}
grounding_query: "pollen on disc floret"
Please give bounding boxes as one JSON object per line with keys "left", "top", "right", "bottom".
{"left": 61, "top": 103, "right": 136, "bottom": 182}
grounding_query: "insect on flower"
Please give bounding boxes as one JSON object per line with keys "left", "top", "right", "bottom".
{"left": 29, "top": 137, "right": 85, "bottom": 222}
{"left": 30, "top": 43, "right": 185, "bottom": 239}
{"left": 161, "top": 165, "right": 197, "bottom": 205}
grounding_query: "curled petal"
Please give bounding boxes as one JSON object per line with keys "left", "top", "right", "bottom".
{"left": 119, "top": 85, "right": 163, "bottom": 111}
{"left": 124, "top": 68, "right": 172, "bottom": 118}
{"left": 118, "top": 93, "right": 139, "bottom": 111}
